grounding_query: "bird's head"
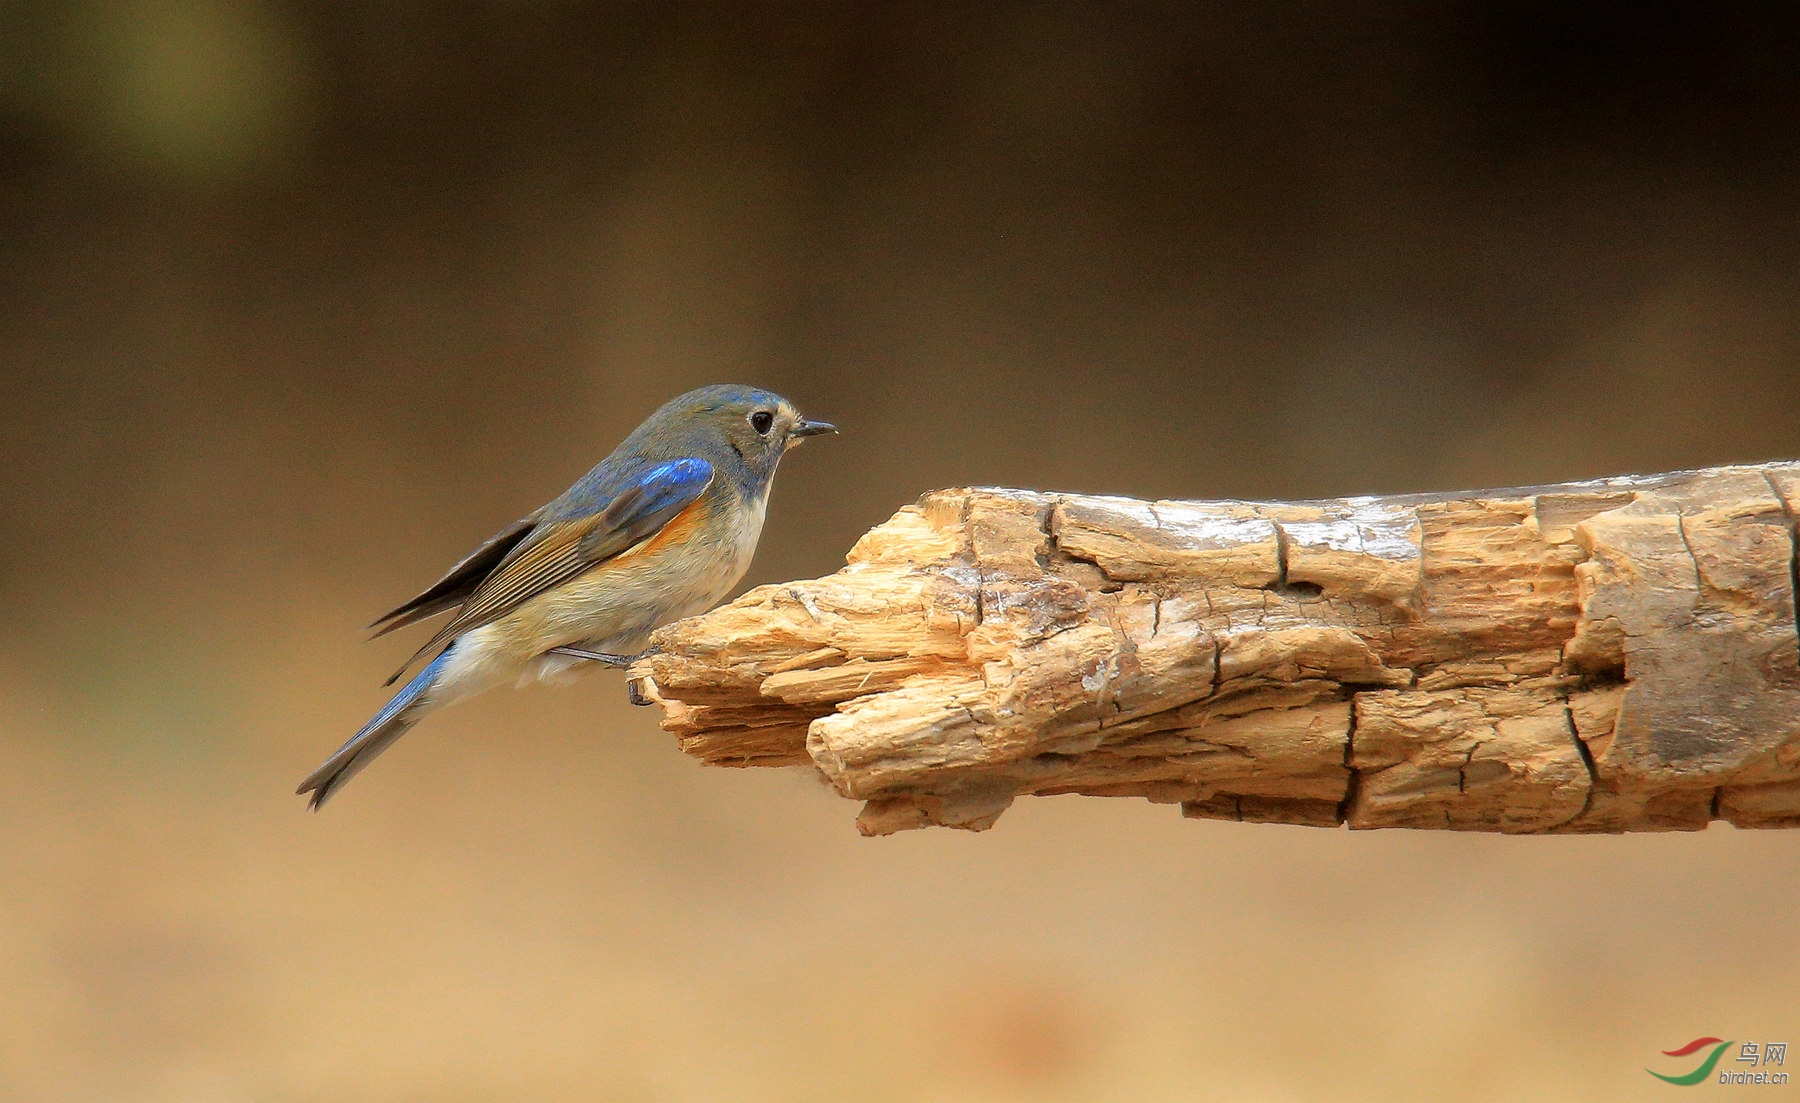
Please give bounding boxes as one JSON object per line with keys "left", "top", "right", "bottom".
{"left": 641, "top": 384, "right": 836, "bottom": 489}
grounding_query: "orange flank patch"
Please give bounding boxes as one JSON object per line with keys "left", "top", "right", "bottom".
{"left": 613, "top": 497, "right": 708, "bottom": 562}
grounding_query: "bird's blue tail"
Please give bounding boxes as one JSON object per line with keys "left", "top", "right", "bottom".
{"left": 298, "top": 650, "right": 451, "bottom": 810}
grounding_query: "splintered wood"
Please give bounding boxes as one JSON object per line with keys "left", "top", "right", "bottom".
{"left": 629, "top": 463, "right": 1800, "bottom": 835}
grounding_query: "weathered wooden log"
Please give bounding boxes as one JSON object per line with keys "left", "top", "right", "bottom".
{"left": 627, "top": 463, "right": 1800, "bottom": 835}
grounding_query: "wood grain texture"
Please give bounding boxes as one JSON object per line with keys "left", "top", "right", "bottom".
{"left": 629, "top": 463, "right": 1800, "bottom": 835}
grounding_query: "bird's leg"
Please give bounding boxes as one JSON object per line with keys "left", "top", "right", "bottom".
{"left": 546, "top": 645, "right": 662, "bottom": 706}
{"left": 547, "top": 645, "right": 637, "bottom": 667}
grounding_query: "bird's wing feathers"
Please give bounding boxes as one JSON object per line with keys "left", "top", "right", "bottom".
{"left": 579, "top": 460, "right": 715, "bottom": 562}
{"left": 383, "top": 458, "right": 715, "bottom": 684}
{"left": 367, "top": 513, "right": 540, "bottom": 639}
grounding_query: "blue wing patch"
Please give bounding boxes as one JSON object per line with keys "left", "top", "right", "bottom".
{"left": 582, "top": 458, "right": 716, "bottom": 561}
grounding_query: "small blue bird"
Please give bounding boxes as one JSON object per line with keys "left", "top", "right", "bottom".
{"left": 297, "top": 384, "right": 835, "bottom": 808}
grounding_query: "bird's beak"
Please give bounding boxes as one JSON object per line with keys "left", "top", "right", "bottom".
{"left": 792, "top": 418, "right": 837, "bottom": 438}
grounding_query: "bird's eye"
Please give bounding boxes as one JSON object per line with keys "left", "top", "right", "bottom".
{"left": 749, "top": 410, "right": 775, "bottom": 435}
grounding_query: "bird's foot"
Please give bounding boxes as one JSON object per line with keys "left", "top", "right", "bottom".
{"left": 546, "top": 646, "right": 662, "bottom": 706}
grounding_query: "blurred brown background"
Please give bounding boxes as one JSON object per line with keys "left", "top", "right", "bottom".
{"left": 4, "top": 3, "right": 1800, "bottom": 1100}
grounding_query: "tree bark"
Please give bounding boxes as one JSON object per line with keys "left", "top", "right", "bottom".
{"left": 628, "top": 463, "right": 1800, "bottom": 835}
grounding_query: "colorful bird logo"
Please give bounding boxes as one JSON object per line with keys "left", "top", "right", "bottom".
{"left": 1648, "top": 1037, "right": 1733, "bottom": 1086}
